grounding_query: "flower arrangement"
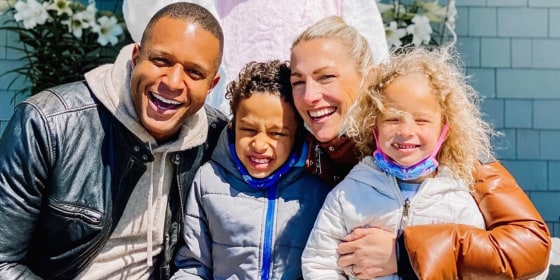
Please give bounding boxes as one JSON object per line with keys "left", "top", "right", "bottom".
{"left": 378, "top": 0, "right": 457, "bottom": 49}
{"left": 0, "top": 0, "right": 130, "bottom": 96}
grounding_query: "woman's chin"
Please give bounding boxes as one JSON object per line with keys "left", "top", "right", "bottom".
{"left": 312, "top": 130, "right": 339, "bottom": 143}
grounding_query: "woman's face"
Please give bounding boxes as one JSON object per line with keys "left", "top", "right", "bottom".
{"left": 290, "top": 38, "right": 363, "bottom": 143}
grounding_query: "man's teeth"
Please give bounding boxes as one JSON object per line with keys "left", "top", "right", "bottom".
{"left": 151, "top": 93, "right": 181, "bottom": 105}
{"left": 309, "top": 108, "right": 335, "bottom": 118}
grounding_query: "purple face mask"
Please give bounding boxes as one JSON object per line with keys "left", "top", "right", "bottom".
{"left": 373, "top": 125, "right": 449, "bottom": 181}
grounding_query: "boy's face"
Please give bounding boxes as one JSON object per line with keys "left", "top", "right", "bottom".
{"left": 130, "top": 17, "right": 221, "bottom": 142}
{"left": 234, "top": 92, "right": 298, "bottom": 178}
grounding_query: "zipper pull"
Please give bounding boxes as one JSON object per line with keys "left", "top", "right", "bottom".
{"left": 314, "top": 144, "right": 322, "bottom": 174}
{"left": 400, "top": 198, "right": 410, "bottom": 229}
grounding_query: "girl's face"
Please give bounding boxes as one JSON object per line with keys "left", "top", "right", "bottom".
{"left": 234, "top": 93, "right": 298, "bottom": 178}
{"left": 375, "top": 73, "right": 444, "bottom": 167}
{"left": 290, "top": 38, "right": 363, "bottom": 143}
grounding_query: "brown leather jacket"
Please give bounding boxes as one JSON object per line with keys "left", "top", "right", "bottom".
{"left": 403, "top": 161, "right": 551, "bottom": 280}
{"left": 305, "top": 135, "right": 551, "bottom": 279}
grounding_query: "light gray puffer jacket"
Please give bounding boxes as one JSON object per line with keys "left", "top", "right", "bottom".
{"left": 172, "top": 127, "right": 330, "bottom": 280}
{"left": 302, "top": 156, "right": 486, "bottom": 280}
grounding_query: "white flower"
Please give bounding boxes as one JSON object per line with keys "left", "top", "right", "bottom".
{"left": 81, "top": 3, "right": 97, "bottom": 26}
{"left": 406, "top": 15, "right": 433, "bottom": 46}
{"left": 0, "top": 0, "right": 17, "bottom": 15}
{"left": 62, "top": 3, "right": 96, "bottom": 39}
{"left": 446, "top": 0, "right": 457, "bottom": 30}
{"left": 13, "top": 0, "right": 50, "bottom": 29}
{"left": 386, "top": 21, "right": 407, "bottom": 48}
{"left": 47, "top": 0, "right": 72, "bottom": 16}
{"left": 92, "top": 15, "right": 123, "bottom": 46}
{"left": 377, "top": 2, "right": 393, "bottom": 14}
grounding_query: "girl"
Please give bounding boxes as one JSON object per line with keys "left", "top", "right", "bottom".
{"left": 172, "top": 60, "right": 329, "bottom": 279}
{"left": 301, "top": 46, "right": 549, "bottom": 279}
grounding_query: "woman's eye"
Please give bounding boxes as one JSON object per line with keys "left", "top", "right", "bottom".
{"left": 320, "top": 74, "right": 335, "bottom": 81}
{"left": 291, "top": 80, "right": 304, "bottom": 87}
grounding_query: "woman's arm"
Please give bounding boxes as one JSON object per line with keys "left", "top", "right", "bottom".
{"left": 338, "top": 161, "right": 551, "bottom": 279}
{"left": 403, "top": 161, "right": 551, "bottom": 279}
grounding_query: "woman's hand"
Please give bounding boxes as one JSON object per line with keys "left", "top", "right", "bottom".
{"left": 337, "top": 227, "right": 398, "bottom": 279}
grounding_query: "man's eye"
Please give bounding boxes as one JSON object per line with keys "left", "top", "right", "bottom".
{"left": 151, "top": 57, "right": 169, "bottom": 66}
{"left": 186, "top": 69, "right": 204, "bottom": 79}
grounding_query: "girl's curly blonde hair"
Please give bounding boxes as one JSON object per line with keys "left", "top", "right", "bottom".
{"left": 345, "top": 46, "right": 494, "bottom": 186}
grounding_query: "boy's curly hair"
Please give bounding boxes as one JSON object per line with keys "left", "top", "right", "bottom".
{"left": 225, "top": 60, "right": 303, "bottom": 128}
{"left": 346, "top": 46, "right": 494, "bottom": 187}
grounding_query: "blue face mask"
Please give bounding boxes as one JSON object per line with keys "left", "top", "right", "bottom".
{"left": 373, "top": 125, "right": 449, "bottom": 181}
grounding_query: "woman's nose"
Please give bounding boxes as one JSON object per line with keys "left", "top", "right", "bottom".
{"left": 301, "top": 80, "right": 322, "bottom": 105}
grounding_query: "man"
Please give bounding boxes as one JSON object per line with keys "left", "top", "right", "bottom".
{"left": 0, "top": 3, "right": 227, "bottom": 279}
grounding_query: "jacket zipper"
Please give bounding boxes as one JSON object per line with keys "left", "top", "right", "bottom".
{"left": 261, "top": 184, "right": 277, "bottom": 280}
{"left": 314, "top": 144, "right": 322, "bottom": 174}
{"left": 400, "top": 198, "right": 411, "bottom": 230}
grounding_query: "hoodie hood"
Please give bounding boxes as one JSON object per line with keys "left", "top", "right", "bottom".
{"left": 84, "top": 43, "right": 208, "bottom": 153}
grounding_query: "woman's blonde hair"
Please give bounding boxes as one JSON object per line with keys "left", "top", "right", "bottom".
{"left": 291, "top": 15, "right": 375, "bottom": 77}
{"left": 346, "top": 46, "right": 494, "bottom": 186}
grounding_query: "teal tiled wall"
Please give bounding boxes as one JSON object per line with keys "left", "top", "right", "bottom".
{"left": 458, "top": 0, "right": 560, "bottom": 236}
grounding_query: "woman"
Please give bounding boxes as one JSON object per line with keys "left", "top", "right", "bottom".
{"left": 289, "top": 15, "right": 551, "bottom": 279}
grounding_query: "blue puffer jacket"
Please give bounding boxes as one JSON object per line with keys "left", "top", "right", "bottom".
{"left": 0, "top": 81, "right": 227, "bottom": 280}
{"left": 172, "top": 127, "right": 330, "bottom": 280}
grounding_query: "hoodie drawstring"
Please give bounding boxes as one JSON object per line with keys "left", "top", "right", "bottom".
{"left": 146, "top": 141, "right": 169, "bottom": 267}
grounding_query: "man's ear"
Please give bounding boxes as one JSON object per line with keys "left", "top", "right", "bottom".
{"left": 131, "top": 43, "right": 141, "bottom": 66}
{"left": 207, "top": 73, "right": 221, "bottom": 95}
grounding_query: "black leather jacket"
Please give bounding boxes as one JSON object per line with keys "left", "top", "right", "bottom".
{"left": 0, "top": 81, "right": 227, "bottom": 279}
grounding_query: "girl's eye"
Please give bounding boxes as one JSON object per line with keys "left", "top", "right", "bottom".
{"left": 384, "top": 118, "right": 399, "bottom": 123}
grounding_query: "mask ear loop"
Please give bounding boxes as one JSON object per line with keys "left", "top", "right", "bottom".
{"left": 372, "top": 126, "right": 394, "bottom": 162}
{"left": 429, "top": 124, "right": 449, "bottom": 158}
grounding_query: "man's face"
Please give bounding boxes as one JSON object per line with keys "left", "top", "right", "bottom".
{"left": 130, "top": 17, "right": 221, "bottom": 142}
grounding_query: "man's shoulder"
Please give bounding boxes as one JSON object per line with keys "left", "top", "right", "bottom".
{"left": 204, "top": 105, "right": 228, "bottom": 126}
{"left": 23, "top": 81, "right": 99, "bottom": 116}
